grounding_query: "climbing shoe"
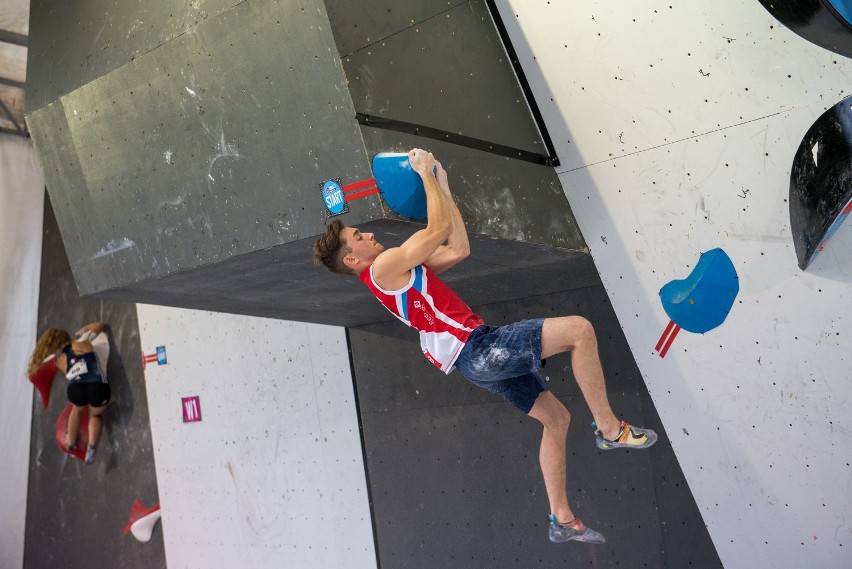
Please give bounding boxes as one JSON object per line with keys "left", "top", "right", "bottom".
{"left": 593, "top": 420, "right": 658, "bottom": 450}
{"left": 548, "top": 515, "right": 606, "bottom": 544}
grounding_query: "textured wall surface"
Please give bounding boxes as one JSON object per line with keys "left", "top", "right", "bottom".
{"left": 26, "top": 0, "right": 375, "bottom": 296}
{"left": 497, "top": 1, "right": 852, "bottom": 567}
{"left": 136, "top": 306, "right": 376, "bottom": 569}
{"left": 352, "top": 285, "right": 720, "bottom": 568}
{"left": 25, "top": 196, "right": 165, "bottom": 569}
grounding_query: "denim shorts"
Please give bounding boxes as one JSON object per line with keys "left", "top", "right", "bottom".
{"left": 453, "top": 318, "right": 547, "bottom": 414}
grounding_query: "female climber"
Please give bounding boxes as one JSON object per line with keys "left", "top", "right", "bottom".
{"left": 27, "top": 322, "right": 111, "bottom": 464}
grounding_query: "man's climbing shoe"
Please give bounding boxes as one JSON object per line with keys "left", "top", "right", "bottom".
{"left": 593, "top": 420, "right": 658, "bottom": 450}
{"left": 548, "top": 515, "right": 606, "bottom": 544}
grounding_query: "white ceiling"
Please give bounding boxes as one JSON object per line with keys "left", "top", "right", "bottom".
{"left": 0, "top": 0, "right": 30, "bottom": 136}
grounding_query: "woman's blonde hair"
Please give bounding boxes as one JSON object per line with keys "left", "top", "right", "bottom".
{"left": 27, "top": 328, "right": 71, "bottom": 377}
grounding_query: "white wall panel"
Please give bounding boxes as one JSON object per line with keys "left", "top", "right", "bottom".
{"left": 500, "top": 1, "right": 849, "bottom": 174}
{"left": 497, "top": 1, "right": 852, "bottom": 567}
{"left": 0, "top": 135, "right": 45, "bottom": 569}
{"left": 137, "top": 306, "right": 376, "bottom": 569}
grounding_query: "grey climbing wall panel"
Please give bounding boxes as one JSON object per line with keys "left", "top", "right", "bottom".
{"left": 96, "top": 219, "right": 594, "bottom": 328}
{"left": 326, "top": 0, "right": 468, "bottom": 57}
{"left": 26, "top": 0, "right": 241, "bottom": 112}
{"left": 24, "top": 193, "right": 165, "bottom": 569}
{"left": 359, "top": 128, "right": 584, "bottom": 249}
{"left": 339, "top": 0, "right": 545, "bottom": 156}
{"left": 350, "top": 281, "right": 722, "bottom": 568}
{"left": 26, "top": 0, "right": 376, "bottom": 297}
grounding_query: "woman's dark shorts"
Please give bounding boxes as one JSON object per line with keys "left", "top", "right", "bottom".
{"left": 453, "top": 318, "right": 547, "bottom": 414}
{"left": 67, "top": 382, "right": 111, "bottom": 407}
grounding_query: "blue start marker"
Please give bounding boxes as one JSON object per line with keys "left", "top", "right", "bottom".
{"left": 321, "top": 179, "right": 347, "bottom": 217}
{"left": 156, "top": 346, "right": 167, "bottom": 365}
{"left": 659, "top": 248, "right": 739, "bottom": 334}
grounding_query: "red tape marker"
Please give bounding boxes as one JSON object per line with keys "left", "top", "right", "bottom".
{"left": 342, "top": 178, "right": 377, "bottom": 193}
{"left": 142, "top": 352, "right": 158, "bottom": 370}
{"left": 655, "top": 320, "right": 681, "bottom": 358}
{"left": 342, "top": 178, "right": 379, "bottom": 202}
{"left": 655, "top": 320, "right": 674, "bottom": 352}
{"left": 345, "top": 187, "right": 380, "bottom": 202}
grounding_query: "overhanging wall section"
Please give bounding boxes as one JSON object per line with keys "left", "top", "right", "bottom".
{"left": 26, "top": 0, "right": 241, "bottom": 112}
{"left": 331, "top": 0, "right": 584, "bottom": 249}
{"left": 26, "top": 0, "right": 378, "bottom": 296}
{"left": 96, "top": 220, "right": 597, "bottom": 328}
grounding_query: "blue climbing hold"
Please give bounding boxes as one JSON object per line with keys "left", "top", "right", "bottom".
{"left": 659, "top": 248, "right": 739, "bottom": 334}
{"left": 371, "top": 152, "right": 428, "bottom": 221}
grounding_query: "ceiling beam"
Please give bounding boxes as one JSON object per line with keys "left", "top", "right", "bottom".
{"left": 0, "top": 76, "right": 25, "bottom": 89}
{"left": 0, "top": 125, "right": 28, "bottom": 137}
{"left": 0, "top": 29, "right": 28, "bottom": 47}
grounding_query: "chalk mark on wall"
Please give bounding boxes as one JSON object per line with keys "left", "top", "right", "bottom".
{"left": 91, "top": 237, "right": 136, "bottom": 260}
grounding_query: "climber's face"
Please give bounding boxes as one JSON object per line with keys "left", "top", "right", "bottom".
{"left": 341, "top": 226, "right": 385, "bottom": 271}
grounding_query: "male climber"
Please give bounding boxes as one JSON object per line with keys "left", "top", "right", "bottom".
{"left": 313, "top": 148, "right": 657, "bottom": 544}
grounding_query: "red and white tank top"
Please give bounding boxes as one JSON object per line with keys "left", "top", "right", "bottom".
{"left": 360, "top": 263, "right": 484, "bottom": 373}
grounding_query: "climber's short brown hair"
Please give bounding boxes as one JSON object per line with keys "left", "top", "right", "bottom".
{"left": 312, "top": 220, "right": 353, "bottom": 275}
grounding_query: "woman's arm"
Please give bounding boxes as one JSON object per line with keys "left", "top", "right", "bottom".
{"left": 76, "top": 322, "right": 106, "bottom": 339}
{"left": 72, "top": 322, "right": 110, "bottom": 375}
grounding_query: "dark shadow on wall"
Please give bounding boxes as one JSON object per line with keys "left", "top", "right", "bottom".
{"left": 24, "top": 191, "right": 165, "bottom": 569}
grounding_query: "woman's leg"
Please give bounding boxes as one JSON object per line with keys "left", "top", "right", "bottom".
{"left": 84, "top": 403, "right": 108, "bottom": 464}
{"left": 88, "top": 404, "right": 107, "bottom": 448}
{"left": 66, "top": 405, "right": 83, "bottom": 448}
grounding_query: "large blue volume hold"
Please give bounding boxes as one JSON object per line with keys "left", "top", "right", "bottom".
{"left": 659, "top": 248, "right": 739, "bottom": 334}
{"left": 372, "top": 152, "right": 428, "bottom": 221}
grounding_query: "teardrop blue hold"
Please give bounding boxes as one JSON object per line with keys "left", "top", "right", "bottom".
{"left": 659, "top": 248, "right": 739, "bottom": 334}
{"left": 371, "top": 152, "right": 428, "bottom": 221}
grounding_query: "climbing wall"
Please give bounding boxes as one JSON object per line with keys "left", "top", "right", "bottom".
{"left": 136, "top": 306, "right": 376, "bottom": 569}
{"left": 24, "top": 195, "right": 165, "bottom": 569}
{"left": 22, "top": 0, "right": 851, "bottom": 566}
{"left": 495, "top": 1, "right": 852, "bottom": 567}
{"left": 25, "top": 0, "right": 585, "bottom": 328}
{"left": 351, "top": 284, "right": 720, "bottom": 568}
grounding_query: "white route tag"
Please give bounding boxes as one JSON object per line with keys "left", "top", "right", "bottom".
{"left": 66, "top": 359, "right": 89, "bottom": 380}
